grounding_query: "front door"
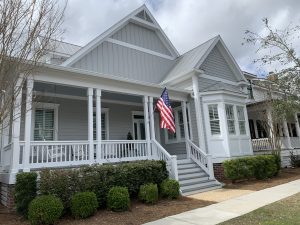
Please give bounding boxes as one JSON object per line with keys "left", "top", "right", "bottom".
{"left": 132, "top": 113, "right": 145, "bottom": 140}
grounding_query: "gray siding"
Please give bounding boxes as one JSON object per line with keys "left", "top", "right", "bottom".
{"left": 200, "top": 45, "right": 238, "bottom": 82}
{"left": 198, "top": 77, "right": 240, "bottom": 93}
{"left": 111, "top": 22, "right": 171, "bottom": 56}
{"left": 72, "top": 41, "right": 175, "bottom": 84}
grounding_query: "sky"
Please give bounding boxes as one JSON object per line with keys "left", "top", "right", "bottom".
{"left": 62, "top": 0, "right": 300, "bottom": 76}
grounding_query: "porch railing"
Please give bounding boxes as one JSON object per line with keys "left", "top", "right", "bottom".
{"left": 187, "top": 139, "right": 214, "bottom": 179}
{"left": 251, "top": 138, "right": 272, "bottom": 151}
{"left": 151, "top": 139, "right": 178, "bottom": 180}
{"left": 101, "top": 140, "right": 148, "bottom": 163}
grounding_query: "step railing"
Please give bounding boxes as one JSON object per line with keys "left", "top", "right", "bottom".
{"left": 187, "top": 139, "right": 214, "bottom": 179}
{"left": 151, "top": 139, "right": 178, "bottom": 180}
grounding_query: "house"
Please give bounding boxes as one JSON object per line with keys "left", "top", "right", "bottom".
{"left": 0, "top": 4, "right": 255, "bottom": 207}
{"left": 245, "top": 71, "right": 300, "bottom": 166}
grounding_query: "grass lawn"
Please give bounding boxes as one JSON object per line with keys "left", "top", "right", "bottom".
{"left": 220, "top": 192, "right": 300, "bottom": 225}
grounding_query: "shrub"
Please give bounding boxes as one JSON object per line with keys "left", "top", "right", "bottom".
{"left": 28, "top": 195, "right": 63, "bottom": 225}
{"left": 160, "top": 179, "right": 180, "bottom": 199}
{"left": 224, "top": 155, "right": 279, "bottom": 182}
{"left": 14, "top": 172, "right": 37, "bottom": 217}
{"left": 290, "top": 151, "right": 300, "bottom": 167}
{"left": 138, "top": 183, "right": 158, "bottom": 204}
{"left": 71, "top": 192, "right": 98, "bottom": 219}
{"left": 40, "top": 160, "right": 168, "bottom": 208}
{"left": 107, "top": 187, "right": 130, "bottom": 212}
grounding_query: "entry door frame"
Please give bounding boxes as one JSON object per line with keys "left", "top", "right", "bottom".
{"left": 132, "top": 111, "right": 145, "bottom": 140}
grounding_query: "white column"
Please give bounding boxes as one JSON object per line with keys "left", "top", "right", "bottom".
{"left": 294, "top": 113, "right": 300, "bottom": 137}
{"left": 149, "top": 97, "right": 155, "bottom": 140}
{"left": 143, "top": 96, "right": 151, "bottom": 159}
{"left": 11, "top": 77, "right": 23, "bottom": 173}
{"left": 192, "top": 75, "right": 206, "bottom": 151}
{"left": 283, "top": 119, "right": 292, "bottom": 149}
{"left": 95, "top": 89, "right": 102, "bottom": 164}
{"left": 253, "top": 119, "right": 259, "bottom": 139}
{"left": 181, "top": 101, "right": 190, "bottom": 158}
{"left": 23, "top": 78, "right": 34, "bottom": 172}
{"left": 87, "top": 88, "right": 94, "bottom": 164}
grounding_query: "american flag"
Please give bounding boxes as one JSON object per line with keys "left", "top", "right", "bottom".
{"left": 156, "top": 88, "right": 176, "bottom": 133}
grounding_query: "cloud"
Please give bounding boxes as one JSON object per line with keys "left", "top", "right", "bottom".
{"left": 63, "top": 0, "right": 300, "bottom": 75}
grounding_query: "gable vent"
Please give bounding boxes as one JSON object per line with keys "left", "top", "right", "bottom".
{"left": 135, "top": 10, "right": 153, "bottom": 23}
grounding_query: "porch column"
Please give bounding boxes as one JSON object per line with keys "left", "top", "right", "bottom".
{"left": 11, "top": 77, "right": 23, "bottom": 174}
{"left": 87, "top": 88, "right": 94, "bottom": 164}
{"left": 95, "top": 89, "right": 102, "bottom": 164}
{"left": 192, "top": 75, "right": 206, "bottom": 152}
{"left": 23, "top": 77, "right": 34, "bottom": 172}
{"left": 181, "top": 101, "right": 190, "bottom": 158}
{"left": 143, "top": 96, "right": 151, "bottom": 159}
{"left": 283, "top": 119, "right": 292, "bottom": 149}
{"left": 149, "top": 97, "right": 155, "bottom": 140}
{"left": 253, "top": 120, "right": 259, "bottom": 139}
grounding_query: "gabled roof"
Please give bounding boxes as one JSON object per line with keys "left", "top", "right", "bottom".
{"left": 48, "top": 39, "right": 81, "bottom": 57}
{"left": 161, "top": 35, "right": 247, "bottom": 84}
{"left": 62, "top": 4, "right": 179, "bottom": 66}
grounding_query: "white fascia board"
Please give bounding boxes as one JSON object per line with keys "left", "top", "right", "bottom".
{"left": 62, "top": 5, "right": 146, "bottom": 66}
{"left": 35, "top": 64, "right": 189, "bottom": 101}
{"left": 217, "top": 38, "right": 248, "bottom": 82}
{"left": 199, "top": 90, "right": 247, "bottom": 99}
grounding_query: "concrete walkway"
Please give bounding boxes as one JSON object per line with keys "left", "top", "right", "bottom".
{"left": 145, "top": 179, "right": 300, "bottom": 225}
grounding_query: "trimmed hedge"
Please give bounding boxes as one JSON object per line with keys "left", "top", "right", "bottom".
{"left": 28, "top": 195, "right": 63, "bottom": 225}
{"left": 107, "top": 187, "right": 130, "bottom": 212}
{"left": 138, "top": 183, "right": 158, "bottom": 204}
{"left": 40, "top": 160, "right": 168, "bottom": 208}
{"left": 14, "top": 172, "right": 37, "bottom": 217}
{"left": 223, "top": 155, "right": 279, "bottom": 181}
{"left": 160, "top": 179, "right": 180, "bottom": 199}
{"left": 71, "top": 192, "right": 98, "bottom": 219}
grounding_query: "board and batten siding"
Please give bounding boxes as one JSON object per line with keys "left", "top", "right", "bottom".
{"left": 20, "top": 97, "right": 143, "bottom": 141}
{"left": 111, "top": 22, "right": 172, "bottom": 56}
{"left": 200, "top": 44, "right": 238, "bottom": 82}
{"left": 71, "top": 41, "right": 175, "bottom": 84}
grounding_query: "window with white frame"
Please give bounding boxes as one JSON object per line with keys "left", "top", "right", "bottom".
{"left": 34, "top": 109, "right": 55, "bottom": 141}
{"left": 237, "top": 106, "right": 246, "bottom": 135}
{"left": 93, "top": 109, "right": 109, "bottom": 140}
{"left": 165, "top": 108, "right": 187, "bottom": 143}
{"left": 225, "top": 104, "right": 235, "bottom": 134}
{"left": 208, "top": 104, "right": 220, "bottom": 135}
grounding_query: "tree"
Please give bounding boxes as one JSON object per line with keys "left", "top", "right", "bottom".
{"left": 0, "top": 0, "right": 66, "bottom": 131}
{"left": 245, "top": 18, "right": 300, "bottom": 154}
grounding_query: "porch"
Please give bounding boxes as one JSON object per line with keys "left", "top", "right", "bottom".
{"left": 0, "top": 78, "right": 215, "bottom": 187}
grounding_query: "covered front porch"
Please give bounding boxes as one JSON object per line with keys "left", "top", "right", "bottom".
{"left": 0, "top": 76, "right": 213, "bottom": 184}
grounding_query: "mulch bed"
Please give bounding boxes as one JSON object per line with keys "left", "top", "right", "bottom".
{"left": 223, "top": 167, "right": 300, "bottom": 191}
{"left": 0, "top": 197, "right": 214, "bottom": 225}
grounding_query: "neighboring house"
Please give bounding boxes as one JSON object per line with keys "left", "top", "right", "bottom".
{"left": 245, "top": 71, "right": 300, "bottom": 166}
{"left": 0, "top": 5, "right": 254, "bottom": 206}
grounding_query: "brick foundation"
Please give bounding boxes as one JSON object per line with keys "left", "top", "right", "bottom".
{"left": 0, "top": 183, "right": 15, "bottom": 210}
{"left": 213, "top": 163, "right": 225, "bottom": 181}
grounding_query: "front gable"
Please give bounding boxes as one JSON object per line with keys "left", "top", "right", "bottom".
{"left": 62, "top": 5, "right": 178, "bottom": 84}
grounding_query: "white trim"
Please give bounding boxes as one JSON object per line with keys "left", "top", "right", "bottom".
{"left": 200, "top": 73, "right": 239, "bottom": 86}
{"left": 62, "top": 4, "right": 178, "bottom": 66}
{"left": 199, "top": 90, "right": 247, "bottom": 98}
{"left": 107, "top": 38, "right": 175, "bottom": 60}
{"left": 93, "top": 108, "right": 110, "bottom": 140}
{"left": 164, "top": 107, "right": 185, "bottom": 144}
{"left": 186, "top": 102, "right": 193, "bottom": 141}
{"left": 131, "top": 111, "right": 145, "bottom": 140}
{"left": 31, "top": 102, "right": 59, "bottom": 141}
{"left": 131, "top": 17, "right": 159, "bottom": 30}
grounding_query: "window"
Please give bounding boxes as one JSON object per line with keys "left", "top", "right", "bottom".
{"left": 165, "top": 107, "right": 188, "bottom": 143}
{"left": 256, "top": 120, "right": 267, "bottom": 138}
{"left": 248, "top": 119, "right": 256, "bottom": 139}
{"left": 237, "top": 106, "right": 246, "bottom": 135}
{"left": 225, "top": 104, "right": 235, "bottom": 134}
{"left": 34, "top": 109, "right": 55, "bottom": 141}
{"left": 93, "top": 110, "right": 109, "bottom": 140}
{"left": 208, "top": 104, "right": 220, "bottom": 135}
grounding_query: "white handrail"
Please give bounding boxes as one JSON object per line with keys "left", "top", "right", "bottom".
{"left": 152, "top": 139, "right": 178, "bottom": 181}
{"left": 187, "top": 139, "right": 214, "bottom": 179}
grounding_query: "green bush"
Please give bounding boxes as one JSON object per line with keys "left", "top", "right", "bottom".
{"left": 107, "top": 187, "right": 130, "bottom": 212}
{"left": 40, "top": 160, "right": 168, "bottom": 208}
{"left": 290, "top": 151, "right": 300, "bottom": 167}
{"left": 160, "top": 179, "right": 180, "bottom": 199}
{"left": 138, "top": 183, "right": 158, "bottom": 204}
{"left": 71, "top": 192, "right": 98, "bottom": 219}
{"left": 224, "top": 155, "right": 280, "bottom": 182}
{"left": 28, "top": 195, "right": 63, "bottom": 225}
{"left": 14, "top": 172, "right": 37, "bottom": 217}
